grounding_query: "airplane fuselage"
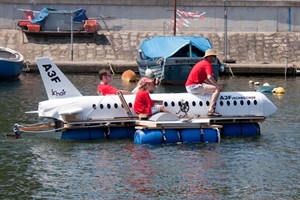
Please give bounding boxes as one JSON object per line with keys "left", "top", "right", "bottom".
{"left": 38, "top": 92, "right": 277, "bottom": 121}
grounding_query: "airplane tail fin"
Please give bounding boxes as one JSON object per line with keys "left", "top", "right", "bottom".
{"left": 35, "top": 57, "right": 82, "bottom": 100}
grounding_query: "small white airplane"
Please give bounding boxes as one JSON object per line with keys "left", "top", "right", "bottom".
{"left": 30, "top": 57, "right": 276, "bottom": 123}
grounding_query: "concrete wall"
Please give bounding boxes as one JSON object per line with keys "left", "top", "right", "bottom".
{"left": 1, "top": 0, "right": 300, "bottom": 32}
{"left": 0, "top": 1, "right": 299, "bottom": 65}
{"left": 1, "top": 29, "right": 299, "bottom": 65}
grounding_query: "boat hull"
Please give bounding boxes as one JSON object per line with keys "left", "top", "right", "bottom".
{"left": 0, "top": 47, "right": 24, "bottom": 79}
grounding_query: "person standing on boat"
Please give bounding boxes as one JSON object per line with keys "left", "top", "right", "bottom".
{"left": 185, "top": 49, "right": 223, "bottom": 117}
{"left": 134, "top": 77, "right": 172, "bottom": 116}
{"left": 97, "top": 69, "right": 132, "bottom": 95}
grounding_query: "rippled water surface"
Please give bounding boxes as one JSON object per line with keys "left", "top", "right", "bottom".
{"left": 0, "top": 73, "right": 299, "bottom": 199}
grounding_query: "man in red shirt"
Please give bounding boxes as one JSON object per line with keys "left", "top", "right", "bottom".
{"left": 185, "top": 49, "right": 223, "bottom": 116}
{"left": 97, "top": 69, "right": 132, "bottom": 95}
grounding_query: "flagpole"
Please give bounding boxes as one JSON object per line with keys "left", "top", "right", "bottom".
{"left": 224, "top": 0, "right": 227, "bottom": 62}
{"left": 173, "top": 0, "right": 177, "bottom": 36}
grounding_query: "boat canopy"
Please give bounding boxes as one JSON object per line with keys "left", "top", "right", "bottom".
{"left": 140, "top": 36, "right": 213, "bottom": 58}
{"left": 30, "top": 8, "right": 88, "bottom": 26}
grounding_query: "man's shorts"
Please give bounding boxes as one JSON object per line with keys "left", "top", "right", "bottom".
{"left": 186, "top": 83, "right": 208, "bottom": 95}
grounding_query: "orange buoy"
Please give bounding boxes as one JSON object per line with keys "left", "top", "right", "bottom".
{"left": 121, "top": 70, "right": 136, "bottom": 82}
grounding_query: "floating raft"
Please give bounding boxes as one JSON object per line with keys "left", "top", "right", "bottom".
{"left": 55, "top": 114, "right": 264, "bottom": 144}
{"left": 15, "top": 113, "right": 264, "bottom": 144}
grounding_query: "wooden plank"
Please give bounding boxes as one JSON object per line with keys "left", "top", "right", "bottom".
{"left": 135, "top": 124, "right": 222, "bottom": 130}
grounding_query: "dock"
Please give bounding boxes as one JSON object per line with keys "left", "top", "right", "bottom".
{"left": 23, "top": 60, "right": 300, "bottom": 76}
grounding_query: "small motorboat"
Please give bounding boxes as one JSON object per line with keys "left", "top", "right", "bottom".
{"left": 137, "top": 36, "right": 224, "bottom": 84}
{"left": 0, "top": 47, "right": 24, "bottom": 79}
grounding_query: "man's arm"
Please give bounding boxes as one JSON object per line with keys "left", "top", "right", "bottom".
{"left": 206, "top": 75, "right": 223, "bottom": 90}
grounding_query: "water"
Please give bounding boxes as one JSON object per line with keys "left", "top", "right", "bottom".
{"left": 0, "top": 73, "right": 299, "bottom": 199}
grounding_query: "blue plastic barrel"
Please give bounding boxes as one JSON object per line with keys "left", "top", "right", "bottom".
{"left": 181, "top": 128, "right": 220, "bottom": 143}
{"left": 222, "top": 124, "right": 242, "bottom": 137}
{"left": 162, "top": 129, "right": 180, "bottom": 143}
{"left": 203, "top": 128, "right": 220, "bottom": 143}
{"left": 108, "top": 127, "right": 136, "bottom": 139}
{"left": 222, "top": 123, "right": 260, "bottom": 137}
{"left": 61, "top": 128, "right": 105, "bottom": 140}
{"left": 241, "top": 123, "right": 260, "bottom": 136}
{"left": 134, "top": 129, "right": 162, "bottom": 144}
{"left": 181, "top": 129, "right": 201, "bottom": 143}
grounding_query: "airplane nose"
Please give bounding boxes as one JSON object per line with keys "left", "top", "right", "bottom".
{"left": 263, "top": 97, "right": 277, "bottom": 117}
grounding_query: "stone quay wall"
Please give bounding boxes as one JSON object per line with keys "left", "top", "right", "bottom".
{"left": 1, "top": 29, "right": 299, "bottom": 68}
{"left": 1, "top": 0, "right": 300, "bottom": 71}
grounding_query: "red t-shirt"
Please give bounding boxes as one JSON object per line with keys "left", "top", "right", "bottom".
{"left": 134, "top": 90, "right": 154, "bottom": 115}
{"left": 97, "top": 84, "right": 118, "bottom": 95}
{"left": 185, "top": 59, "right": 214, "bottom": 86}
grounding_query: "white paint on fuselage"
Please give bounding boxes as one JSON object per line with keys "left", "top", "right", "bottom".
{"left": 37, "top": 92, "right": 277, "bottom": 121}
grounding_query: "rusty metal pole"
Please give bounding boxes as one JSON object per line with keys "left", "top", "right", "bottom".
{"left": 224, "top": 0, "right": 227, "bottom": 62}
{"left": 173, "top": 0, "right": 177, "bottom": 36}
{"left": 70, "top": 10, "right": 74, "bottom": 61}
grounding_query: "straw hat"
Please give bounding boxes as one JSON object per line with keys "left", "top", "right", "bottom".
{"left": 204, "top": 49, "right": 217, "bottom": 58}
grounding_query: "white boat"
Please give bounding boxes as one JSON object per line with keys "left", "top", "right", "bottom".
{"left": 0, "top": 47, "right": 24, "bottom": 79}
{"left": 137, "top": 36, "right": 224, "bottom": 84}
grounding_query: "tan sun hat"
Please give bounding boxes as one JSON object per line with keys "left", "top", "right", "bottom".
{"left": 204, "top": 49, "right": 217, "bottom": 58}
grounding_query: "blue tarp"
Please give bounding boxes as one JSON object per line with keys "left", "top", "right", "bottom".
{"left": 140, "top": 36, "right": 213, "bottom": 58}
{"left": 30, "top": 8, "right": 88, "bottom": 26}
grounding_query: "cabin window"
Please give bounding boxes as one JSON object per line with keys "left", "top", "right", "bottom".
{"left": 164, "top": 102, "right": 168, "bottom": 107}
{"left": 247, "top": 100, "right": 251, "bottom": 105}
{"left": 206, "top": 101, "right": 210, "bottom": 106}
{"left": 92, "top": 104, "right": 97, "bottom": 109}
{"left": 128, "top": 102, "right": 133, "bottom": 108}
{"left": 171, "top": 101, "right": 175, "bottom": 107}
{"left": 220, "top": 101, "right": 224, "bottom": 106}
{"left": 107, "top": 104, "right": 111, "bottom": 109}
{"left": 114, "top": 103, "right": 118, "bottom": 108}
{"left": 227, "top": 101, "right": 230, "bottom": 106}
{"left": 199, "top": 101, "right": 203, "bottom": 106}
{"left": 254, "top": 100, "right": 258, "bottom": 105}
{"left": 192, "top": 101, "right": 196, "bottom": 106}
{"left": 240, "top": 100, "right": 244, "bottom": 105}
{"left": 233, "top": 100, "right": 237, "bottom": 106}
{"left": 100, "top": 104, "right": 104, "bottom": 109}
